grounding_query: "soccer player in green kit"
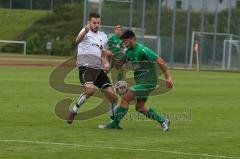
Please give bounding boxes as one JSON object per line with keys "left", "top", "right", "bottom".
{"left": 107, "top": 25, "right": 125, "bottom": 120}
{"left": 107, "top": 25, "right": 125, "bottom": 82}
{"left": 101, "top": 30, "right": 173, "bottom": 131}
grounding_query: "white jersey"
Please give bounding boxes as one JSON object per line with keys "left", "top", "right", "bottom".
{"left": 77, "top": 28, "right": 108, "bottom": 68}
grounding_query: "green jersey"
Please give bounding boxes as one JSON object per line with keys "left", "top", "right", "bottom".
{"left": 108, "top": 34, "right": 124, "bottom": 60}
{"left": 125, "top": 42, "right": 159, "bottom": 86}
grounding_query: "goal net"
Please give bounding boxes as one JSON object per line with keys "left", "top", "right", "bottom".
{"left": 189, "top": 31, "right": 240, "bottom": 71}
{"left": 0, "top": 40, "right": 27, "bottom": 55}
{"left": 223, "top": 39, "right": 240, "bottom": 70}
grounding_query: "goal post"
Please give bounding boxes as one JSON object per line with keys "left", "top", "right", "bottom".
{"left": 0, "top": 40, "right": 27, "bottom": 55}
{"left": 222, "top": 39, "right": 240, "bottom": 70}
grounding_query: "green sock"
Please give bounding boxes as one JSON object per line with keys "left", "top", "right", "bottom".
{"left": 146, "top": 108, "right": 165, "bottom": 124}
{"left": 111, "top": 107, "right": 128, "bottom": 127}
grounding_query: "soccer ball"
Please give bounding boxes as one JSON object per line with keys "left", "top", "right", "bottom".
{"left": 114, "top": 81, "right": 128, "bottom": 95}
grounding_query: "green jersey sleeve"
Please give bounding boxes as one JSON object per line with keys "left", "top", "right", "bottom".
{"left": 142, "top": 47, "right": 159, "bottom": 62}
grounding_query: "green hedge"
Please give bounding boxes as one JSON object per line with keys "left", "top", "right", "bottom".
{"left": 2, "top": 3, "right": 83, "bottom": 55}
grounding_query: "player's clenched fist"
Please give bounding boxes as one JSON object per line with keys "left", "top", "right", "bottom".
{"left": 166, "top": 78, "right": 173, "bottom": 88}
{"left": 84, "top": 23, "right": 90, "bottom": 33}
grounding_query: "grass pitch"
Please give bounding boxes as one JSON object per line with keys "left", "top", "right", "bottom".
{"left": 0, "top": 9, "right": 49, "bottom": 40}
{"left": 0, "top": 55, "right": 240, "bottom": 159}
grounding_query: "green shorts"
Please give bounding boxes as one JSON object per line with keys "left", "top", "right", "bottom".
{"left": 130, "top": 84, "right": 157, "bottom": 102}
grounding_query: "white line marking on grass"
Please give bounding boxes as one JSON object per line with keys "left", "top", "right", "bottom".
{"left": 0, "top": 139, "right": 239, "bottom": 159}
{"left": 0, "top": 57, "right": 65, "bottom": 62}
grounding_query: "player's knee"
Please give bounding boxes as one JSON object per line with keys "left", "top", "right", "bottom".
{"left": 85, "top": 86, "right": 95, "bottom": 97}
{"left": 136, "top": 107, "right": 144, "bottom": 113}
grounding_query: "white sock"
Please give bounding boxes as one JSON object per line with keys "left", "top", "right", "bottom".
{"left": 72, "top": 93, "right": 87, "bottom": 113}
{"left": 108, "top": 101, "right": 118, "bottom": 118}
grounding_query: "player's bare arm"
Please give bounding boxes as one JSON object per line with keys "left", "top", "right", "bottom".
{"left": 106, "top": 50, "right": 126, "bottom": 67}
{"left": 75, "top": 23, "right": 90, "bottom": 44}
{"left": 102, "top": 50, "right": 110, "bottom": 73}
{"left": 156, "top": 57, "right": 173, "bottom": 88}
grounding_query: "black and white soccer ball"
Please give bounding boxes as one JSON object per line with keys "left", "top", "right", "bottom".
{"left": 114, "top": 81, "right": 128, "bottom": 95}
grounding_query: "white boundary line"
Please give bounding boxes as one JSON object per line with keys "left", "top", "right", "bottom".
{"left": 0, "top": 139, "right": 239, "bottom": 159}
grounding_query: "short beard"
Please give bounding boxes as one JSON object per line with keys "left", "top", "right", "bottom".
{"left": 91, "top": 28, "right": 98, "bottom": 33}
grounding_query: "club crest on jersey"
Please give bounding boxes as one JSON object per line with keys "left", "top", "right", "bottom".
{"left": 92, "top": 43, "right": 102, "bottom": 50}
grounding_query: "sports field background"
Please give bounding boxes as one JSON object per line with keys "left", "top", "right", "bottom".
{"left": 0, "top": 54, "right": 239, "bottom": 159}
{"left": 0, "top": 9, "right": 49, "bottom": 40}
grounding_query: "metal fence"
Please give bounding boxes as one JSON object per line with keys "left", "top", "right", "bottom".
{"left": 1, "top": 0, "right": 240, "bottom": 71}
{"left": 83, "top": 0, "right": 240, "bottom": 71}
{"left": 0, "top": 0, "right": 81, "bottom": 10}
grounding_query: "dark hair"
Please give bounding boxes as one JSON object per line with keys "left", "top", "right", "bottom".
{"left": 88, "top": 12, "right": 100, "bottom": 20}
{"left": 114, "top": 25, "right": 122, "bottom": 29}
{"left": 120, "top": 30, "right": 136, "bottom": 40}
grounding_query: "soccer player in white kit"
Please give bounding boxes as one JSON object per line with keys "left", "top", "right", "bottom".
{"left": 67, "top": 12, "right": 118, "bottom": 124}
